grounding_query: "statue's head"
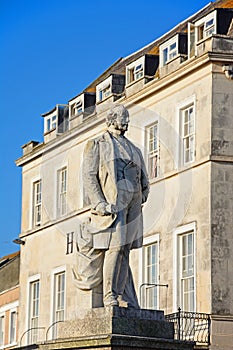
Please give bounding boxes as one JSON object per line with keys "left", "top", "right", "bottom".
{"left": 106, "top": 105, "right": 129, "bottom": 134}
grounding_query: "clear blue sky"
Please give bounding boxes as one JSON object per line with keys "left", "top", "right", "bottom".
{"left": 0, "top": 0, "right": 210, "bottom": 258}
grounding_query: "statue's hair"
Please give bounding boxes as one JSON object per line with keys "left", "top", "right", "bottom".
{"left": 106, "top": 105, "right": 129, "bottom": 126}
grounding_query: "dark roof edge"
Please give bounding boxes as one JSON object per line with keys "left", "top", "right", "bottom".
{"left": 41, "top": 106, "right": 57, "bottom": 117}
{"left": 69, "top": 91, "right": 96, "bottom": 103}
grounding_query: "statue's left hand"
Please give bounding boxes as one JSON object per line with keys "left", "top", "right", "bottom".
{"left": 105, "top": 203, "right": 118, "bottom": 214}
{"left": 94, "top": 202, "right": 117, "bottom": 216}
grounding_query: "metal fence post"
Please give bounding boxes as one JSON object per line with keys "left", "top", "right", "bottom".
{"left": 208, "top": 315, "right": 211, "bottom": 345}
{"left": 178, "top": 307, "right": 181, "bottom": 340}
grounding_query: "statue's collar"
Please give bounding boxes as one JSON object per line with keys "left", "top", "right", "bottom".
{"left": 108, "top": 128, "right": 124, "bottom": 139}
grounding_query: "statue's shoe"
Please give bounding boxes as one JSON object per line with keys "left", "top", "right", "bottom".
{"left": 104, "top": 296, "right": 119, "bottom": 307}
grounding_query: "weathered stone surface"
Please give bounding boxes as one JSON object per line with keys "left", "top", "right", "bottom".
{"left": 57, "top": 307, "right": 173, "bottom": 340}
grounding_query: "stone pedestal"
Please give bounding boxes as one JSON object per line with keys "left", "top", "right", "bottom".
{"left": 57, "top": 307, "right": 171, "bottom": 339}
{"left": 39, "top": 307, "right": 195, "bottom": 350}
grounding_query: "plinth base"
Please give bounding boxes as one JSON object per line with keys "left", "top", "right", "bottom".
{"left": 40, "top": 334, "right": 195, "bottom": 350}
{"left": 58, "top": 307, "right": 172, "bottom": 339}
{"left": 40, "top": 307, "right": 194, "bottom": 350}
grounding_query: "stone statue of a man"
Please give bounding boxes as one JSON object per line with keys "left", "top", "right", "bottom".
{"left": 77, "top": 105, "right": 149, "bottom": 308}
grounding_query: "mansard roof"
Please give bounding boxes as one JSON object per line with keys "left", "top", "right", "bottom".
{"left": 84, "top": 0, "right": 233, "bottom": 92}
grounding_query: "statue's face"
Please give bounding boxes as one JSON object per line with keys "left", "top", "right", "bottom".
{"left": 114, "top": 112, "right": 129, "bottom": 133}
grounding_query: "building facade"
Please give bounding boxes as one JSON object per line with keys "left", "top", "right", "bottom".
{"left": 15, "top": 0, "right": 233, "bottom": 349}
{"left": 0, "top": 252, "right": 20, "bottom": 350}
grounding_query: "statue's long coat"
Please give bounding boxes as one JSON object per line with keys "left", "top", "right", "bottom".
{"left": 83, "top": 131, "right": 149, "bottom": 249}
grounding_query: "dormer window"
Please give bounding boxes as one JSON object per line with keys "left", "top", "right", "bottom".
{"left": 188, "top": 11, "right": 217, "bottom": 58}
{"left": 159, "top": 34, "right": 187, "bottom": 67}
{"left": 96, "top": 75, "right": 125, "bottom": 105}
{"left": 46, "top": 113, "right": 57, "bottom": 132}
{"left": 126, "top": 57, "right": 144, "bottom": 84}
{"left": 71, "top": 100, "right": 83, "bottom": 117}
{"left": 69, "top": 92, "right": 96, "bottom": 120}
{"left": 196, "top": 12, "right": 216, "bottom": 42}
{"left": 162, "top": 41, "right": 177, "bottom": 65}
{"left": 96, "top": 77, "right": 112, "bottom": 103}
{"left": 129, "top": 63, "right": 143, "bottom": 82}
{"left": 160, "top": 36, "right": 178, "bottom": 66}
{"left": 125, "top": 55, "right": 158, "bottom": 93}
{"left": 99, "top": 84, "right": 111, "bottom": 101}
{"left": 42, "top": 105, "right": 69, "bottom": 134}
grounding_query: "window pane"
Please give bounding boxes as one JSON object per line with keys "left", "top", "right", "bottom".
{"left": 170, "top": 42, "right": 176, "bottom": 50}
{"left": 135, "top": 64, "right": 142, "bottom": 71}
{"left": 205, "top": 18, "right": 214, "bottom": 29}
{"left": 51, "top": 115, "right": 57, "bottom": 129}
{"left": 103, "top": 86, "right": 111, "bottom": 98}
{"left": 163, "top": 48, "right": 168, "bottom": 64}
{"left": 188, "top": 233, "right": 193, "bottom": 254}
{"left": 47, "top": 119, "right": 51, "bottom": 132}
{"left": 152, "top": 245, "right": 156, "bottom": 264}
{"left": 183, "top": 123, "right": 188, "bottom": 137}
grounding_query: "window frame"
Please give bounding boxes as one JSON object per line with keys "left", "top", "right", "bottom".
{"left": 57, "top": 167, "right": 67, "bottom": 217}
{"left": 146, "top": 121, "right": 159, "bottom": 179}
{"left": 139, "top": 234, "right": 160, "bottom": 310}
{"left": 27, "top": 276, "right": 40, "bottom": 345}
{"left": 177, "top": 96, "right": 196, "bottom": 167}
{"left": 181, "top": 104, "right": 195, "bottom": 165}
{"left": 50, "top": 266, "right": 66, "bottom": 340}
{"left": 32, "top": 179, "right": 42, "bottom": 227}
{"left": 126, "top": 56, "right": 145, "bottom": 85}
{"left": 54, "top": 272, "right": 66, "bottom": 321}
{"left": 96, "top": 77, "right": 112, "bottom": 103}
{"left": 71, "top": 100, "right": 83, "bottom": 117}
{"left": 8, "top": 309, "right": 17, "bottom": 345}
{"left": 173, "top": 222, "right": 196, "bottom": 312}
{"left": 159, "top": 35, "right": 179, "bottom": 67}
{"left": 194, "top": 11, "right": 216, "bottom": 44}
{"left": 99, "top": 85, "right": 111, "bottom": 101}
{"left": 0, "top": 301, "right": 19, "bottom": 347}
{"left": 44, "top": 113, "right": 57, "bottom": 133}
{"left": 0, "top": 313, "right": 5, "bottom": 346}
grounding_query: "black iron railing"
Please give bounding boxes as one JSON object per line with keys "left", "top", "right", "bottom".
{"left": 165, "top": 308, "right": 211, "bottom": 345}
